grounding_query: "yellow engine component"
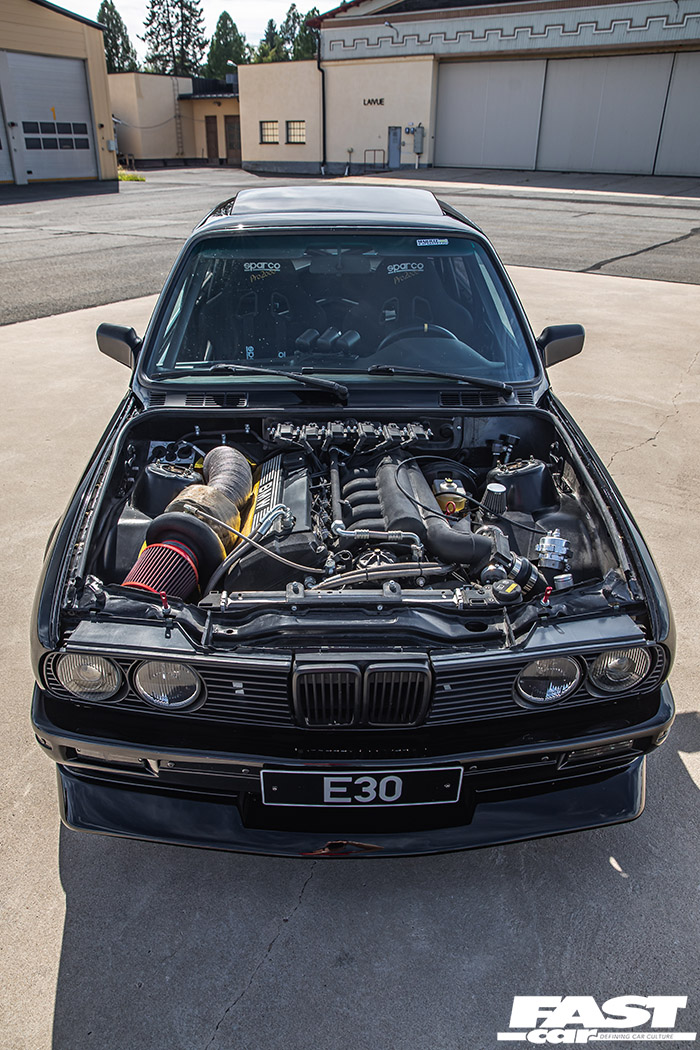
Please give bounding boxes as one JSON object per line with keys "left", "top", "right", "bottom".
{"left": 433, "top": 477, "right": 467, "bottom": 514}
{"left": 239, "top": 475, "right": 261, "bottom": 538}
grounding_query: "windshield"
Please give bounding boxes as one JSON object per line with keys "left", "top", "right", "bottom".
{"left": 144, "top": 233, "right": 537, "bottom": 382}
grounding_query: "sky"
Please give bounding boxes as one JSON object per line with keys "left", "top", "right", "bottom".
{"left": 62, "top": 0, "right": 306, "bottom": 60}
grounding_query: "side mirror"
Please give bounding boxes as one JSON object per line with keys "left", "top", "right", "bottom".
{"left": 537, "top": 324, "right": 585, "bottom": 368}
{"left": 96, "top": 323, "right": 142, "bottom": 370}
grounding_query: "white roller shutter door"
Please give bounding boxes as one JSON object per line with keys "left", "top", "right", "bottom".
{"left": 2, "top": 52, "right": 98, "bottom": 182}
{"left": 654, "top": 53, "right": 700, "bottom": 176}
{"left": 434, "top": 59, "right": 546, "bottom": 170}
{"left": 536, "top": 54, "right": 674, "bottom": 175}
{"left": 433, "top": 51, "right": 699, "bottom": 176}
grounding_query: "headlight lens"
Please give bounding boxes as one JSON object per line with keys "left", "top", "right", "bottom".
{"left": 588, "top": 647, "right": 652, "bottom": 693}
{"left": 55, "top": 653, "right": 122, "bottom": 701}
{"left": 134, "top": 661, "right": 202, "bottom": 710}
{"left": 516, "top": 656, "right": 581, "bottom": 706}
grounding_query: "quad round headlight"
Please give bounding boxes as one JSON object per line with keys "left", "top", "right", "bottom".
{"left": 588, "top": 647, "right": 652, "bottom": 694}
{"left": 55, "top": 653, "right": 122, "bottom": 701}
{"left": 134, "top": 661, "right": 202, "bottom": 710}
{"left": 516, "top": 656, "right": 581, "bottom": 706}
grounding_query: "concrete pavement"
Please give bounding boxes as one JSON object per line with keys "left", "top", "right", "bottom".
{"left": 3, "top": 167, "right": 700, "bottom": 326}
{"left": 1, "top": 268, "right": 699, "bottom": 1049}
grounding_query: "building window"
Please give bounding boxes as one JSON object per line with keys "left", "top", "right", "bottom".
{"left": 259, "top": 121, "right": 279, "bottom": 144}
{"left": 23, "top": 120, "right": 90, "bottom": 152}
{"left": 286, "top": 120, "right": 306, "bottom": 144}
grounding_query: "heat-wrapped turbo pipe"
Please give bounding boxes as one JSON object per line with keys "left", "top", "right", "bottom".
{"left": 164, "top": 445, "right": 253, "bottom": 554}
{"left": 203, "top": 445, "right": 253, "bottom": 507}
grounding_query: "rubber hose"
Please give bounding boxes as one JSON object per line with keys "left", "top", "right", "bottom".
{"left": 377, "top": 455, "right": 492, "bottom": 568}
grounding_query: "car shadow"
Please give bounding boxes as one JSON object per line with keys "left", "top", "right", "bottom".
{"left": 51, "top": 709, "right": 700, "bottom": 1050}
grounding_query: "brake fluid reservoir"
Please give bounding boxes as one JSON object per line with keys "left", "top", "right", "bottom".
{"left": 433, "top": 477, "right": 467, "bottom": 514}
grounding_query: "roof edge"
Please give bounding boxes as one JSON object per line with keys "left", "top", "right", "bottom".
{"left": 308, "top": 0, "right": 402, "bottom": 26}
{"left": 28, "top": 0, "right": 104, "bottom": 30}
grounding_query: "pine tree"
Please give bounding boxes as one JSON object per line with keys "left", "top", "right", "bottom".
{"left": 142, "top": 0, "right": 177, "bottom": 73}
{"left": 255, "top": 19, "right": 287, "bottom": 63}
{"left": 177, "top": 0, "right": 207, "bottom": 75}
{"left": 273, "top": 5, "right": 320, "bottom": 61}
{"left": 98, "top": 0, "right": 139, "bottom": 73}
{"left": 142, "top": 0, "right": 207, "bottom": 76}
{"left": 205, "top": 11, "right": 248, "bottom": 77}
{"left": 261, "top": 19, "right": 280, "bottom": 49}
{"left": 293, "top": 7, "right": 320, "bottom": 60}
{"left": 280, "top": 5, "right": 302, "bottom": 56}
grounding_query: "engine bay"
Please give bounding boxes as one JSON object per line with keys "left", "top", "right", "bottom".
{"left": 70, "top": 409, "right": 636, "bottom": 644}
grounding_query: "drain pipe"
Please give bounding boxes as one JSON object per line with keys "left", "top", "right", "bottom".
{"left": 317, "top": 42, "right": 327, "bottom": 176}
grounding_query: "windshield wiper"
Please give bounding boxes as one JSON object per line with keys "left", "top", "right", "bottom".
{"left": 366, "top": 364, "right": 513, "bottom": 395}
{"left": 150, "top": 363, "right": 348, "bottom": 399}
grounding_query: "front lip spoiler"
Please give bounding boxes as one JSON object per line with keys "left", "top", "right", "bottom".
{"left": 36, "top": 683, "right": 674, "bottom": 857}
{"left": 56, "top": 757, "right": 647, "bottom": 858}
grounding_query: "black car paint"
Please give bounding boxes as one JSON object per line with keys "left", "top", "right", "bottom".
{"left": 30, "top": 187, "right": 675, "bottom": 856}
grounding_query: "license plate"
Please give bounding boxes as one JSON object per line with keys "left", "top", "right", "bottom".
{"left": 260, "top": 767, "right": 463, "bottom": 807}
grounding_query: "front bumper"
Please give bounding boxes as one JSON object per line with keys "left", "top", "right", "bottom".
{"left": 33, "top": 683, "right": 675, "bottom": 858}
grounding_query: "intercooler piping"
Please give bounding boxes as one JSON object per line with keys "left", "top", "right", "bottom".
{"left": 375, "top": 454, "right": 493, "bottom": 568}
{"left": 375, "top": 454, "right": 546, "bottom": 592}
{"left": 423, "top": 517, "right": 492, "bottom": 566}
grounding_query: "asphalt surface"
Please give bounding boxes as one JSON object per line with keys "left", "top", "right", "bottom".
{"left": 1, "top": 166, "right": 700, "bottom": 324}
{"left": 1, "top": 171, "right": 700, "bottom": 1049}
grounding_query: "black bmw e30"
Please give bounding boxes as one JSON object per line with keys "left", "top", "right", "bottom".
{"left": 31, "top": 185, "right": 675, "bottom": 857}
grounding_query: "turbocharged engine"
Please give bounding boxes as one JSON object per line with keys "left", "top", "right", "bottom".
{"left": 116, "top": 421, "right": 588, "bottom": 605}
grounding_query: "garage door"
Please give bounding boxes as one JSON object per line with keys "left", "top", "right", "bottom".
{"left": 434, "top": 60, "right": 546, "bottom": 169}
{"left": 1, "top": 52, "right": 98, "bottom": 182}
{"left": 654, "top": 53, "right": 700, "bottom": 176}
{"left": 536, "top": 54, "right": 674, "bottom": 174}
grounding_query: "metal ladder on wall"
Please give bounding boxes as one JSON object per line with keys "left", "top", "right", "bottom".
{"left": 171, "top": 76, "right": 184, "bottom": 158}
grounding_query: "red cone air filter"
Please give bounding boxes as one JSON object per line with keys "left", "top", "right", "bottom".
{"left": 123, "top": 542, "right": 198, "bottom": 599}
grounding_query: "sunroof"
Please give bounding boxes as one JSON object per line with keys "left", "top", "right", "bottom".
{"left": 231, "top": 185, "right": 443, "bottom": 216}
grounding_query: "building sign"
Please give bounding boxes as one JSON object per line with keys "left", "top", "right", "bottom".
{"left": 363, "top": 98, "right": 384, "bottom": 106}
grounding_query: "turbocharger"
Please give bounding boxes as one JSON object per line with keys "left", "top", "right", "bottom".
{"left": 123, "top": 445, "right": 253, "bottom": 599}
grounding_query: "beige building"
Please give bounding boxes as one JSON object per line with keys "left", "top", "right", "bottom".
{"left": 237, "top": 0, "right": 700, "bottom": 178}
{"left": 238, "top": 61, "right": 322, "bottom": 175}
{"left": 109, "top": 73, "right": 241, "bottom": 167}
{"left": 325, "top": 55, "right": 436, "bottom": 171}
{"left": 238, "top": 52, "right": 435, "bottom": 176}
{"left": 0, "top": 0, "right": 117, "bottom": 185}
